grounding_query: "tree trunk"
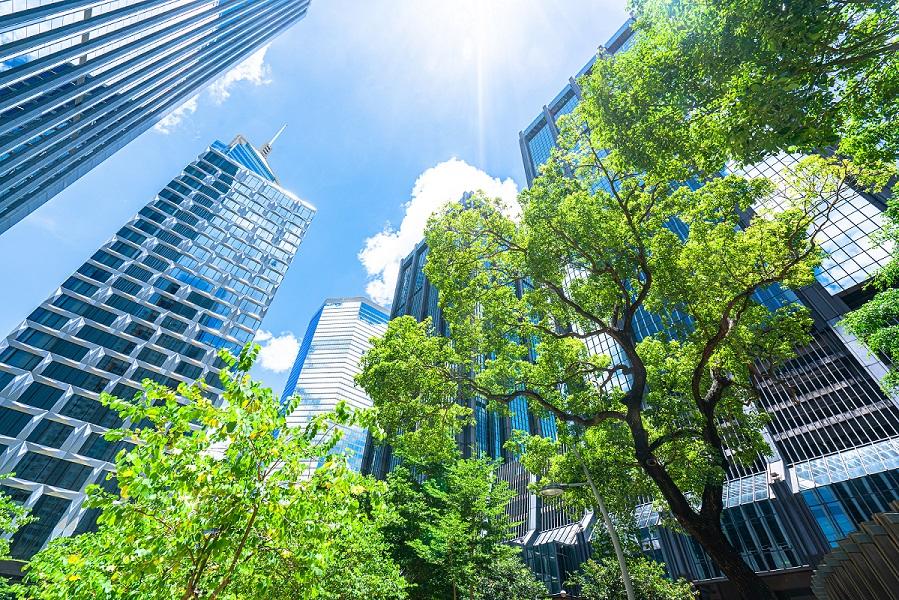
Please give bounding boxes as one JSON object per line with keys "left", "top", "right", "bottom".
{"left": 632, "top": 432, "right": 776, "bottom": 600}
{"left": 682, "top": 516, "right": 776, "bottom": 600}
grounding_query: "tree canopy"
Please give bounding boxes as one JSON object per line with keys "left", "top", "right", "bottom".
{"left": 23, "top": 346, "right": 407, "bottom": 600}
{"left": 568, "top": 555, "right": 696, "bottom": 600}
{"left": 587, "top": 0, "right": 898, "bottom": 183}
{"left": 358, "top": 146, "right": 852, "bottom": 598}
{"left": 380, "top": 459, "right": 544, "bottom": 600}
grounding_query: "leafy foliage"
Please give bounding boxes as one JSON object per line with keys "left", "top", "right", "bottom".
{"left": 843, "top": 209, "right": 899, "bottom": 393}
{"left": 381, "top": 458, "right": 542, "bottom": 600}
{"left": 0, "top": 476, "right": 33, "bottom": 600}
{"left": 0, "top": 477, "right": 32, "bottom": 563}
{"left": 23, "top": 345, "right": 407, "bottom": 600}
{"left": 585, "top": 0, "right": 899, "bottom": 183}
{"left": 568, "top": 556, "right": 696, "bottom": 600}
{"left": 477, "top": 553, "right": 549, "bottom": 600}
{"left": 358, "top": 317, "right": 472, "bottom": 466}
{"left": 358, "top": 147, "right": 844, "bottom": 598}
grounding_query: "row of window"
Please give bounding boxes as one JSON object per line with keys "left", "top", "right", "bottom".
{"left": 0, "top": 141, "right": 315, "bottom": 560}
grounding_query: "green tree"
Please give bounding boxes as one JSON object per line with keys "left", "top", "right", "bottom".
{"left": 0, "top": 476, "right": 33, "bottom": 600}
{"left": 585, "top": 0, "right": 899, "bottom": 444}
{"left": 378, "top": 458, "right": 542, "bottom": 600}
{"left": 358, "top": 146, "right": 849, "bottom": 598}
{"left": 23, "top": 345, "right": 407, "bottom": 600}
{"left": 842, "top": 188, "right": 899, "bottom": 392}
{"left": 476, "top": 553, "right": 548, "bottom": 600}
{"left": 568, "top": 556, "right": 696, "bottom": 600}
{"left": 584, "top": 0, "right": 899, "bottom": 183}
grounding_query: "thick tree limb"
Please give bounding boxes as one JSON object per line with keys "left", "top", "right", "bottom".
{"left": 648, "top": 429, "right": 703, "bottom": 452}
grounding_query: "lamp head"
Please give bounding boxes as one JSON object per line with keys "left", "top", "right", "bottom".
{"left": 538, "top": 484, "right": 566, "bottom": 498}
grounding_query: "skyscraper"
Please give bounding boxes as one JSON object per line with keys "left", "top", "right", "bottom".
{"left": 519, "top": 21, "right": 899, "bottom": 598}
{"left": 362, "top": 239, "right": 559, "bottom": 475}
{"left": 280, "top": 297, "right": 388, "bottom": 473}
{"left": 359, "top": 238, "right": 588, "bottom": 594}
{"left": 0, "top": 0, "right": 311, "bottom": 235}
{"left": 0, "top": 133, "right": 315, "bottom": 558}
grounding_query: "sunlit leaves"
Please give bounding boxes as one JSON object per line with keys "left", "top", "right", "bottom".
{"left": 382, "top": 459, "right": 542, "bottom": 600}
{"left": 24, "top": 345, "right": 407, "bottom": 600}
{"left": 586, "top": 0, "right": 898, "bottom": 184}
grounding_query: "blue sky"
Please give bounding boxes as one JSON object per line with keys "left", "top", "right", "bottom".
{"left": 0, "top": 1, "right": 628, "bottom": 394}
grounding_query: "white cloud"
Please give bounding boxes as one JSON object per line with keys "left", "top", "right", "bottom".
{"left": 152, "top": 95, "right": 199, "bottom": 134}
{"left": 254, "top": 330, "right": 299, "bottom": 374}
{"left": 208, "top": 44, "right": 273, "bottom": 104}
{"left": 358, "top": 158, "right": 519, "bottom": 306}
{"left": 151, "top": 45, "right": 274, "bottom": 134}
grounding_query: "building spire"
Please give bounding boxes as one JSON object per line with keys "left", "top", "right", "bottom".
{"left": 259, "top": 124, "right": 287, "bottom": 158}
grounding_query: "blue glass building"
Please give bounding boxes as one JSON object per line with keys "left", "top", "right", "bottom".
{"left": 0, "top": 0, "right": 311, "bottom": 235}
{"left": 359, "top": 237, "right": 586, "bottom": 593}
{"left": 519, "top": 20, "right": 898, "bottom": 599}
{"left": 0, "top": 133, "right": 315, "bottom": 558}
{"left": 280, "top": 297, "right": 389, "bottom": 473}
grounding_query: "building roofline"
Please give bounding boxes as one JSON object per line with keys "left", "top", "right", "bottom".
{"left": 208, "top": 140, "right": 317, "bottom": 213}
{"left": 322, "top": 296, "right": 390, "bottom": 315}
{"left": 519, "top": 18, "right": 635, "bottom": 139}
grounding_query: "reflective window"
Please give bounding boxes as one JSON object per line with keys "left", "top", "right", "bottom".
{"left": 159, "top": 315, "right": 188, "bottom": 334}
{"left": 174, "top": 361, "right": 201, "bottom": 380}
{"left": 739, "top": 154, "right": 889, "bottom": 293}
{"left": 9, "top": 493, "right": 70, "bottom": 559}
{"left": 26, "top": 308, "right": 68, "bottom": 329}
{"left": 526, "top": 121, "right": 555, "bottom": 174}
{"left": 26, "top": 420, "right": 74, "bottom": 449}
{"left": 124, "top": 264, "right": 152, "bottom": 282}
{"left": 41, "top": 362, "right": 108, "bottom": 393}
{"left": 551, "top": 90, "right": 579, "bottom": 119}
{"left": 17, "top": 382, "right": 64, "bottom": 409}
{"left": 0, "top": 348, "right": 42, "bottom": 370}
{"left": 75, "top": 325, "right": 135, "bottom": 355}
{"left": 137, "top": 347, "right": 167, "bottom": 367}
{"left": 96, "top": 355, "right": 128, "bottom": 376}
{"left": 79, "top": 433, "right": 128, "bottom": 463}
{"left": 0, "top": 407, "right": 32, "bottom": 437}
{"left": 59, "top": 395, "right": 122, "bottom": 429}
{"left": 52, "top": 294, "right": 116, "bottom": 326}
{"left": 112, "top": 277, "right": 143, "bottom": 296}
{"left": 14, "top": 452, "right": 92, "bottom": 490}
{"left": 17, "top": 328, "right": 88, "bottom": 361}
{"left": 76, "top": 264, "right": 112, "bottom": 283}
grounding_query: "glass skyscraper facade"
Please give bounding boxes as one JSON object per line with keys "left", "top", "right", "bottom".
{"left": 359, "top": 238, "right": 584, "bottom": 594}
{"left": 280, "top": 297, "right": 388, "bottom": 473}
{"left": 361, "top": 239, "right": 560, "bottom": 477}
{"left": 0, "top": 133, "right": 315, "bottom": 558}
{"left": 0, "top": 0, "right": 311, "bottom": 235}
{"left": 519, "top": 21, "right": 898, "bottom": 598}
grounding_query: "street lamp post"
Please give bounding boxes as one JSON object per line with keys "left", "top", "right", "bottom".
{"left": 539, "top": 446, "right": 636, "bottom": 600}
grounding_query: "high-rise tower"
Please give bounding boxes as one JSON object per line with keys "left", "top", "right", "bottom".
{"left": 280, "top": 297, "right": 388, "bottom": 473}
{"left": 0, "top": 133, "right": 315, "bottom": 558}
{"left": 0, "top": 0, "right": 312, "bottom": 235}
{"left": 519, "top": 21, "right": 899, "bottom": 597}
{"left": 359, "top": 238, "right": 587, "bottom": 594}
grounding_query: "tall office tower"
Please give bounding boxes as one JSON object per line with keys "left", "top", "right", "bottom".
{"left": 0, "top": 0, "right": 311, "bottom": 235}
{"left": 359, "top": 239, "right": 589, "bottom": 594}
{"left": 361, "top": 239, "right": 561, "bottom": 476}
{"left": 520, "top": 21, "right": 899, "bottom": 598}
{"left": 0, "top": 133, "right": 315, "bottom": 559}
{"left": 279, "top": 297, "right": 388, "bottom": 473}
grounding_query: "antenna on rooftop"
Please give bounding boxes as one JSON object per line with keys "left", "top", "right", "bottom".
{"left": 259, "top": 124, "right": 287, "bottom": 159}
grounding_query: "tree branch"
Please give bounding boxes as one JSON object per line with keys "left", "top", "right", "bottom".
{"left": 208, "top": 502, "right": 260, "bottom": 600}
{"left": 648, "top": 429, "right": 702, "bottom": 453}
